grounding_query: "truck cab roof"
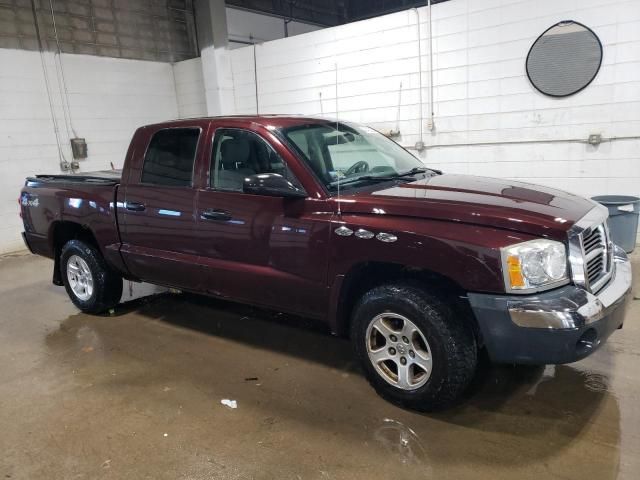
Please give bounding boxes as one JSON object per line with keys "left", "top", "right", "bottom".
{"left": 142, "top": 115, "right": 333, "bottom": 131}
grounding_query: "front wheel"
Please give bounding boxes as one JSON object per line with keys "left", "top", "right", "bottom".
{"left": 351, "top": 282, "right": 477, "bottom": 411}
{"left": 60, "top": 240, "right": 123, "bottom": 314}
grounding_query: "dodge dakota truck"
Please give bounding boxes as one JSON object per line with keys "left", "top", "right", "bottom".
{"left": 20, "top": 116, "right": 633, "bottom": 411}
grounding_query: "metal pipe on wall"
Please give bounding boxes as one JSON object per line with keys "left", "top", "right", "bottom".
{"left": 427, "top": 0, "right": 435, "bottom": 131}
{"left": 403, "top": 134, "right": 640, "bottom": 151}
{"left": 29, "top": 0, "right": 69, "bottom": 170}
{"left": 49, "top": 0, "right": 78, "bottom": 140}
{"left": 413, "top": 2, "right": 435, "bottom": 152}
{"left": 413, "top": 8, "right": 424, "bottom": 147}
{"left": 421, "top": 135, "right": 640, "bottom": 150}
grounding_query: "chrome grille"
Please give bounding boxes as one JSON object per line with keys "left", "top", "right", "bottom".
{"left": 568, "top": 206, "right": 613, "bottom": 294}
{"left": 581, "top": 223, "right": 612, "bottom": 292}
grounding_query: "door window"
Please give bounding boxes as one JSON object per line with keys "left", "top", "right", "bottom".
{"left": 210, "top": 129, "right": 301, "bottom": 191}
{"left": 141, "top": 128, "right": 200, "bottom": 186}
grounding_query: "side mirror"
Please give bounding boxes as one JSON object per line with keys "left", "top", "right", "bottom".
{"left": 243, "top": 173, "right": 307, "bottom": 199}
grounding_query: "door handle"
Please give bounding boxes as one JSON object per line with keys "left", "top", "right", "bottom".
{"left": 125, "top": 201, "right": 146, "bottom": 212}
{"left": 201, "top": 209, "right": 232, "bottom": 221}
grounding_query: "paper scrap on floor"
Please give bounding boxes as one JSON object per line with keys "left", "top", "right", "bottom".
{"left": 221, "top": 399, "right": 238, "bottom": 409}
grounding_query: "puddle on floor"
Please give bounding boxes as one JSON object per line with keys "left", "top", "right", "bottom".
{"left": 3, "top": 253, "right": 639, "bottom": 479}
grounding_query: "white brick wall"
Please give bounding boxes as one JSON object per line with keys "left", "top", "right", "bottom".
{"left": 228, "top": 0, "right": 640, "bottom": 207}
{"left": 2, "top": 0, "right": 639, "bottom": 254}
{"left": 0, "top": 49, "right": 179, "bottom": 254}
{"left": 173, "top": 57, "right": 207, "bottom": 118}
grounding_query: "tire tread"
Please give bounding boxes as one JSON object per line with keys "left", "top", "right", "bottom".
{"left": 60, "top": 240, "right": 122, "bottom": 314}
{"left": 351, "top": 281, "right": 477, "bottom": 411}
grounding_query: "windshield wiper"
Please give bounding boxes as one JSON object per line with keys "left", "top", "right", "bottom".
{"left": 395, "top": 166, "right": 442, "bottom": 176}
{"left": 329, "top": 167, "right": 435, "bottom": 189}
{"left": 328, "top": 175, "right": 391, "bottom": 188}
{"left": 395, "top": 167, "right": 429, "bottom": 177}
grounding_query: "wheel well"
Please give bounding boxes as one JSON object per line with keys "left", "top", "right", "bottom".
{"left": 334, "top": 262, "right": 482, "bottom": 344}
{"left": 50, "top": 222, "right": 100, "bottom": 285}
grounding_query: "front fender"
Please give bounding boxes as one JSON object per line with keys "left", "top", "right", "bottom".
{"left": 328, "top": 214, "right": 538, "bottom": 294}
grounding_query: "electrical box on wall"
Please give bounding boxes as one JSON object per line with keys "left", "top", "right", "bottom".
{"left": 70, "top": 138, "right": 87, "bottom": 159}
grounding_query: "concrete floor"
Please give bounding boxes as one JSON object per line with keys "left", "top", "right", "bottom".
{"left": 0, "top": 253, "right": 638, "bottom": 480}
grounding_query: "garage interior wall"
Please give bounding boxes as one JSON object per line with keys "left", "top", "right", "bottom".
{"left": 0, "top": 48, "right": 180, "bottom": 254}
{"left": 0, "top": 3, "right": 310, "bottom": 255}
{"left": 2, "top": 0, "right": 639, "bottom": 254}
{"left": 229, "top": 0, "right": 640, "bottom": 203}
{"left": 173, "top": 56, "right": 207, "bottom": 117}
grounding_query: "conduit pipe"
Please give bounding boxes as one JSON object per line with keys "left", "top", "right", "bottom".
{"left": 49, "top": 0, "right": 79, "bottom": 139}
{"left": 413, "top": 2, "right": 435, "bottom": 152}
{"left": 419, "top": 135, "right": 640, "bottom": 150}
{"left": 413, "top": 8, "right": 424, "bottom": 148}
{"left": 427, "top": 0, "right": 435, "bottom": 132}
{"left": 30, "top": 0, "right": 69, "bottom": 170}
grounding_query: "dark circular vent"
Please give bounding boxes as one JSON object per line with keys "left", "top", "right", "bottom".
{"left": 526, "top": 21, "right": 602, "bottom": 97}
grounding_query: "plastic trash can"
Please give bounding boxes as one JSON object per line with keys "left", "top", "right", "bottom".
{"left": 591, "top": 195, "right": 640, "bottom": 253}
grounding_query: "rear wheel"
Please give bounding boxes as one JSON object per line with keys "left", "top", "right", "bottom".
{"left": 351, "top": 282, "right": 477, "bottom": 411}
{"left": 60, "top": 240, "right": 122, "bottom": 314}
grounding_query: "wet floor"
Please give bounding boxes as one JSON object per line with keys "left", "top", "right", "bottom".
{"left": 0, "top": 252, "right": 639, "bottom": 480}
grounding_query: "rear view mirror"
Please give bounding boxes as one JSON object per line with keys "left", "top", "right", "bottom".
{"left": 243, "top": 173, "right": 307, "bottom": 198}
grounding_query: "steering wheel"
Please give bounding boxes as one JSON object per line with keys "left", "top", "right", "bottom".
{"left": 345, "top": 161, "right": 369, "bottom": 176}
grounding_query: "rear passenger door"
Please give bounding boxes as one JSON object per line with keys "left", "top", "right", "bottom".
{"left": 119, "top": 125, "right": 205, "bottom": 290}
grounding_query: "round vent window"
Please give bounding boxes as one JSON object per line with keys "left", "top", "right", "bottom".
{"left": 526, "top": 21, "right": 602, "bottom": 97}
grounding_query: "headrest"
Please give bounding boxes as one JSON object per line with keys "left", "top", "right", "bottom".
{"left": 220, "top": 139, "right": 250, "bottom": 168}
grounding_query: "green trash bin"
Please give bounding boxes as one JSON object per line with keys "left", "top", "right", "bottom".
{"left": 591, "top": 195, "right": 640, "bottom": 253}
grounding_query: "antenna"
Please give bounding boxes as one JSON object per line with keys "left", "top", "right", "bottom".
{"left": 396, "top": 80, "right": 402, "bottom": 135}
{"left": 335, "top": 62, "right": 341, "bottom": 216}
{"left": 253, "top": 43, "right": 259, "bottom": 115}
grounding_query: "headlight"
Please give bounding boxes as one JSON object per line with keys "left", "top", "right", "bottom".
{"left": 501, "top": 239, "right": 569, "bottom": 293}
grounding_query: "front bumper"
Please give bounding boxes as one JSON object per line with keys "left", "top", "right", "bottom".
{"left": 468, "top": 245, "right": 633, "bottom": 364}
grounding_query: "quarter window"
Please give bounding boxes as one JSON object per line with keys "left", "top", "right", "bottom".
{"left": 141, "top": 128, "right": 200, "bottom": 186}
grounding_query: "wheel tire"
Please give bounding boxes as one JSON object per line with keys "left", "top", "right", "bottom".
{"left": 351, "top": 282, "right": 477, "bottom": 412}
{"left": 60, "top": 239, "right": 123, "bottom": 314}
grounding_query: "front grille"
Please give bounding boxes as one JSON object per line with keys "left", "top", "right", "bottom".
{"left": 581, "top": 223, "right": 611, "bottom": 292}
{"left": 568, "top": 207, "right": 613, "bottom": 294}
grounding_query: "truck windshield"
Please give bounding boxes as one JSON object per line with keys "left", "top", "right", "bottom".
{"left": 280, "top": 122, "right": 429, "bottom": 192}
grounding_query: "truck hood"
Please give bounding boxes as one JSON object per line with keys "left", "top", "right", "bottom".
{"left": 340, "top": 174, "right": 596, "bottom": 238}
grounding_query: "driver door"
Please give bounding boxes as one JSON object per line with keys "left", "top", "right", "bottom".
{"left": 193, "top": 127, "right": 331, "bottom": 318}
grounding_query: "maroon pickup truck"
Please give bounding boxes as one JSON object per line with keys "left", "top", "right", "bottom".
{"left": 20, "top": 116, "right": 632, "bottom": 410}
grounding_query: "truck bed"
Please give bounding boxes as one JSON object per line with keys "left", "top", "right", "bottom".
{"left": 21, "top": 169, "right": 123, "bottom": 266}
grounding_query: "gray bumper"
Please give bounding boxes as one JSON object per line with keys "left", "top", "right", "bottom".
{"left": 468, "top": 245, "right": 632, "bottom": 364}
